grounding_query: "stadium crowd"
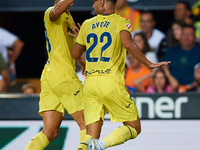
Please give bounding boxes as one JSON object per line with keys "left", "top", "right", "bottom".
{"left": 122, "top": 0, "right": 200, "bottom": 94}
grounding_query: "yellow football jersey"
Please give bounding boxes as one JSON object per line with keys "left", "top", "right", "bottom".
{"left": 41, "top": 6, "right": 77, "bottom": 80}
{"left": 76, "top": 13, "right": 132, "bottom": 86}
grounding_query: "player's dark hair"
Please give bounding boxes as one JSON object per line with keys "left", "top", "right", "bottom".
{"left": 176, "top": 1, "right": 191, "bottom": 11}
{"left": 141, "top": 11, "right": 155, "bottom": 21}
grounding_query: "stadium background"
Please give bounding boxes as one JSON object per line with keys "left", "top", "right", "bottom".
{"left": 0, "top": 0, "right": 200, "bottom": 150}
{"left": 0, "top": 0, "right": 197, "bottom": 78}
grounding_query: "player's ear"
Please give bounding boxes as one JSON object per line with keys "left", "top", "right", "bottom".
{"left": 100, "top": 0, "right": 105, "bottom": 7}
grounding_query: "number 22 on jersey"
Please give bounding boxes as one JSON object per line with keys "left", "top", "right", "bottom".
{"left": 86, "top": 32, "right": 112, "bottom": 63}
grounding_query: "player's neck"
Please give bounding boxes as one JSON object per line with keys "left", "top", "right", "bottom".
{"left": 101, "top": 5, "right": 115, "bottom": 15}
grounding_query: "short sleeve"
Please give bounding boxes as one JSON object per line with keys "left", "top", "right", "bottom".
{"left": 44, "top": 7, "right": 54, "bottom": 23}
{"left": 0, "top": 28, "right": 18, "bottom": 48}
{"left": 119, "top": 18, "right": 132, "bottom": 36}
{"left": 76, "top": 21, "right": 86, "bottom": 47}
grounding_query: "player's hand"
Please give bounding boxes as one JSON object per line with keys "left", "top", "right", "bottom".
{"left": 148, "top": 61, "right": 171, "bottom": 69}
{"left": 68, "top": 23, "right": 81, "bottom": 38}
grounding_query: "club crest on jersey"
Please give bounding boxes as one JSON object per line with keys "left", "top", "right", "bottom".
{"left": 125, "top": 23, "right": 132, "bottom": 30}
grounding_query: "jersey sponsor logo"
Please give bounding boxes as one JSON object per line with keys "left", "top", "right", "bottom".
{"left": 125, "top": 23, "right": 132, "bottom": 30}
{"left": 74, "top": 91, "right": 80, "bottom": 96}
{"left": 134, "top": 96, "right": 188, "bottom": 119}
{"left": 126, "top": 103, "right": 131, "bottom": 108}
{"left": 86, "top": 69, "right": 111, "bottom": 77}
{"left": 92, "top": 21, "right": 111, "bottom": 30}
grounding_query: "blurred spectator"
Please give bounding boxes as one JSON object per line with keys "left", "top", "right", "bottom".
{"left": 115, "top": 0, "right": 141, "bottom": 32}
{"left": 191, "top": 62, "right": 200, "bottom": 92}
{"left": 190, "top": 0, "right": 200, "bottom": 43}
{"left": 0, "top": 53, "right": 10, "bottom": 92}
{"left": 125, "top": 53, "right": 151, "bottom": 93}
{"left": 178, "top": 63, "right": 200, "bottom": 93}
{"left": 174, "top": 1, "right": 192, "bottom": 25}
{"left": 0, "top": 27, "right": 24, "bottom": 85}
{"left": 22, "top": 83, "right": 36, "bottom": 95}
{"left": 132, "top": 11, "right": 166, "bottom": 56}
{"left": 166, "top": 1, "right": 192, "bottom": 44}
{"left": 166, "top": 1, "right": 193, "bottom": 49}
{"left": 134, "top": 67, "right": 179, "bottom": 93}
{"left": 180, "top": 62, "right": 200, "bottom": 93}
{"left": 164, "top": 21, "right": 185, "bottom": 61}
{"left": 162, "top": 20, "right": 185, "bottom": 61}
{"left": 163, "top": 25, "right": 200, "bottom": 86}
{"left": 133, "top": 32, "right": 158, "bottom": 63}
{"left": 166, "top": 1, "right": 193, "bottom": 59}
{"left": 167, "top": 20, "right": 185, "bottom": 47}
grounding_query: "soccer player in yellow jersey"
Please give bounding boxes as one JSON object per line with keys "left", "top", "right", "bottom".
{"left": 73, "top": 0, "right": 170, "bottom": 149}
{"left": 25, "top": 0, "right": 86, "bottom": 149}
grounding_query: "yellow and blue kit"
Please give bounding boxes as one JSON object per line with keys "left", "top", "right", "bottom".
{"left": 39, "top": 7, "right": 83, "bottom": 116}
{"left": 76, "top": 13, "right": 139, "bottom": 125}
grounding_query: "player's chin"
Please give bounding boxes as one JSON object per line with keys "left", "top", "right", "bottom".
{"left": 94, "top": 9, "right": 99, "bottom": 15}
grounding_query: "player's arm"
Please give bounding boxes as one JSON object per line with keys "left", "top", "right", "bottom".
{"left": 120, "top": 31, "right": 171, "bottom": 69}
{"left": 72, "top": 44, "right": 86, "bottom": 74}
{"left": 72, "top": 43, "right": 85, "bottom": 59}
{"left": 78, "top": 55, "right": 86, "bottom": 74}
{"left": 72, "top": 21, "right": 86, "bottom": 69}
{"left": 72, "top": 22, "right": 85, "bottom": 59}
{"left": 50, "top": 0, "right": 74, "bottom": 22}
